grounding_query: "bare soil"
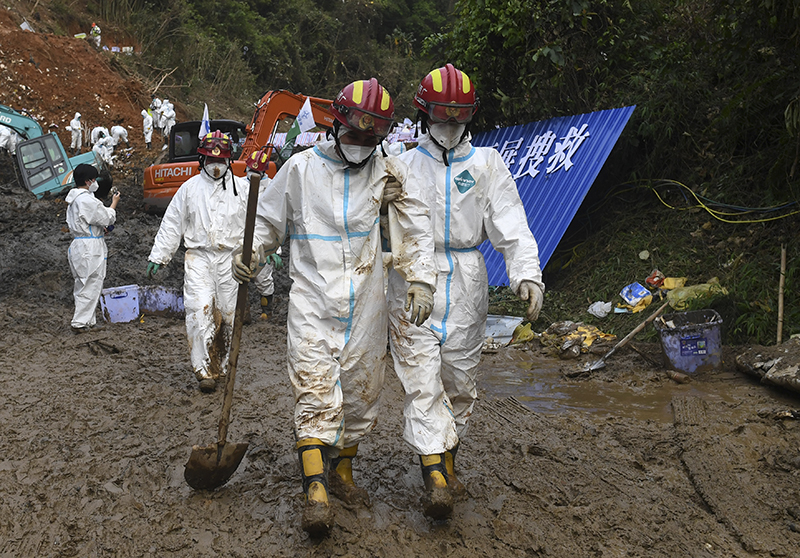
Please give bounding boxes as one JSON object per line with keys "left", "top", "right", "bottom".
{"left": 1, "top": 8, "right": 800, "bottom": 557}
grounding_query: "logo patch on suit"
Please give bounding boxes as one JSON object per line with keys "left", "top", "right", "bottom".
{"left": 454, "top": 170, "right": 476, "bottom": 193}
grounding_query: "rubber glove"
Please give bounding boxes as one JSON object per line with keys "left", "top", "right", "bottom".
{"left": 146, "top": 262, "right": 160, "bottom": 278}
{"left": 518, "top": 281, "right": 544, "bottom": 322}
{"left": 232, "top": 245, "right": 265, "bottom": 284}
{"left": 381, "top": 173, "right": 403, "bottom": 214}
{"left": 405, "top": 282, "right": 434, "bottom": 326}
{"left": 265, "top": 252, "right": 284, "bottom": 271}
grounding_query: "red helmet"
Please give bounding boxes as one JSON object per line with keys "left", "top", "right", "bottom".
{"left": 246, "top": 147, "right": 271, "bottom": 173}
{"left": 197, "top": 130, "right": 232, "bottom": 158}
{"left": 414, "top": 64, "right": 478, "bottom": 124}
{"left": 331, "top": 78, "right": 395, "bottom": 138}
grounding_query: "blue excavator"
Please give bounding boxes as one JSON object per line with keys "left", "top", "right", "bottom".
{"left": 0, "top": 103, "right": 107, "bottom": 198}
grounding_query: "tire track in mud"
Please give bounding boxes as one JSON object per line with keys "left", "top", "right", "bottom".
{"left": 672, "top": 395, "right": 790, "bottom": 555}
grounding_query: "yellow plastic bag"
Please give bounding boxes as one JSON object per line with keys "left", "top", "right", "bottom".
{"left": 666, "top": 277, "right": 728, "bottom": 310}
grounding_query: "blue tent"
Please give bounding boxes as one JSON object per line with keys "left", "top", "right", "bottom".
{"left": 472, "top": 106, "right": 635, "bottom": 286}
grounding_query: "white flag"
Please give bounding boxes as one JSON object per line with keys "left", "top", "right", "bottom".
{"left": 198, "top": 103, "right": 210, "bottom": 139}
{"left": 295, "top": 97, "right": 315, "bottom": 133}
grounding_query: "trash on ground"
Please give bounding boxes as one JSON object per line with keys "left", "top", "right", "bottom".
{"left": 654, "top": 309, "right": 723, "bottom": 374}
{"left": 587, "top": 301, "right": 613, "bottom": 318}
{"left": 483, "top": 314, "right": 525, "bottom": 352}
{"left": 666, "top": 277, "right": 727, "bottom": 310}
{"left": 541, "top": 321, "right": 616, "bottom": 360}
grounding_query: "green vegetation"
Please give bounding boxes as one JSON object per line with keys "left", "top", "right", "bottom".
{"left": 45, "top": 0, "right": 800, "bottom": 345}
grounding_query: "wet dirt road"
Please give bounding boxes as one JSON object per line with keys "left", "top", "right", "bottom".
{"left": 1, "top": 167, "right": 799, "bottom": 556}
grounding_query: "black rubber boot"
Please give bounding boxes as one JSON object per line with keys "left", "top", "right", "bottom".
{"left": 297, "top": 438, "right": 334, "bottom": 537}
{"left": 329, "top": 445, "right": 370, "bottom": 507}
{"left": 260, "top": 294, "right": 273, "bottom": 320}
{"left": 420, "top": 453, "right": 453, "bottom": 520}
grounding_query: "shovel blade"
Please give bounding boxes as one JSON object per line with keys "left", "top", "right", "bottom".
{"left": 583, "top": 358, "right": 606, "bottom": 372}
{"left": 184, "top": 442, "right": 249, "bottom": 490}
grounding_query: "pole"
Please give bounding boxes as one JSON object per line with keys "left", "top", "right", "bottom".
{"left": 777, "top": 243, "right": 786, "bottom": 344}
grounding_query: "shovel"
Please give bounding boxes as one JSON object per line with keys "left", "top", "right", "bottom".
{"left": 184, "top": 173, "right": 261, "bottom": 490}
{"left": 583, "top": 300, "right": 671, "bottom": 372}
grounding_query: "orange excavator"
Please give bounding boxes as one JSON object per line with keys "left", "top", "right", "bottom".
{"left": 142, "top": 90, "right": 333, "bottom": 212}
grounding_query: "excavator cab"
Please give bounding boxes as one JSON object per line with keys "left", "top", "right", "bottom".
{"left": 16, "top": 133, "right": 103, "bottom": 198}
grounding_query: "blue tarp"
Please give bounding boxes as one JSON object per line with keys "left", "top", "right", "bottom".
{"left": 471, "top": 105, "right": 636, "bottom": 286}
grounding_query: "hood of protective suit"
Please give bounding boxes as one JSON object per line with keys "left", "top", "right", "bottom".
{"left": 65, "top": 186, "right": 87, "bottom": 204}
{"left": 141, "top": 109, "right": 148, "bottom": 118}
{"left": 74, "top": 112, "right": 81, "bottom": 120}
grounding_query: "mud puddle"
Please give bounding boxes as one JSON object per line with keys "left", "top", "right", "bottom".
{"left": 478, "top": 355, "right": 796, "bottom": 423}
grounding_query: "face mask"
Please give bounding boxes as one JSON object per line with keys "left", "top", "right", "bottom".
{"left": 429, "top": 123, "right": 466, "bottom": 150}
{"left": 338, "top": 143, "right": 375, "bottom": 166}
{"left": 205, "top": 162, "right": 227, "bottom": 179}
{"left": 88, "top": 180, "right": 99, "bottom": 193}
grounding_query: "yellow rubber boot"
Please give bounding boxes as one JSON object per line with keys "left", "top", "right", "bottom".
{"left": 329, "top": 444, "right": 371, "bottom": 507}
{"left": 420, "top": 454, "right": 453, "bottom": 520}
{"left": 297, "top": 438, "right": 334, "bottom": 537}
{"left": 444, "top": 444, "right": 467, "bottom": 498}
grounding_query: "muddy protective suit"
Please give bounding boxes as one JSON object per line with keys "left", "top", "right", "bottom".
{"left": 388, "top": 133, "right": 544, "bottom": 455}
{"left": 66, "top": 188, "right": 116, "bottom": 328}
{"left": 148, "top": 168, "right": 249, "bottom": 382}
{"left": 252, "top": 139, "right": 436, "bottom": 448}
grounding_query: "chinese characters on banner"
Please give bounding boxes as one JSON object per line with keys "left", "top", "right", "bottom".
{"left": 471, "top": 106, "right": 636, "bottom": 286}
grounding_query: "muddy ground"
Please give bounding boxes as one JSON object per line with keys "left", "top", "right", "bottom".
{"left": 1, "top": 151, "right": 800, "bottom": 557}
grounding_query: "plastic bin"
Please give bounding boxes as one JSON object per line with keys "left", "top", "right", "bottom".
{"left": 100, "top": 284, "right": 140, "bottom": 323}
{"left": 654, "top": 309, "right": 722, "bottom": 374}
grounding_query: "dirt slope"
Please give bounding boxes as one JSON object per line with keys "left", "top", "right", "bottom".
{"left": 1, "top": 5, "right": 800, "bottom": 557}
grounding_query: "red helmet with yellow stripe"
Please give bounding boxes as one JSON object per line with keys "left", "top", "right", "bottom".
{"left": 197, "top": 130, "right": 232, "bottom": 158}
{"left": 414, "top": 64, "right": 478, "bottom": 124}
{"left": 331, "top": 78, "right": 395, "bottom": 138}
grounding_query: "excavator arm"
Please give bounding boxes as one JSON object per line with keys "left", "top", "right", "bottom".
{"left": 240, "top": 90, "right": 334, "bottom": 161}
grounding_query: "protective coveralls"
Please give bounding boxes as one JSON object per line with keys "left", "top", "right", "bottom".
{"left": 149, "top": 97, "right": 162, "bottom": 131}
{"left": 69, "top": 112, "right": 82, "bottom": 152}
{"left": 92, "top": 136, "right": 115, "bottom": 166}
{"left": 161, "top": 101, "right": 176, "bottom": 140}
{"left": 388, "top": 131, "right": 545, "bottom": 456}
{"left": 148, "top": 165, "right": 250, "bottom": 384}
{"left": 110, "top": 125, "right": 129, "bottom": 147}
{"left": 251, "top": 138, "right": 436, "bottom": 449}
{"left": 90, "top": 23, "right": 101, "bottom": 48}
{"left": 91, "top": 126, "right": 110, "bottom": 145}
{"left": 141, "top": 110, "right": 153, "bottom": 147}
{"left": 0, "top": 124, "right": 19, "bottom": 155}
{"left": 66, "top": 186, "right": 116, "bottom": 328}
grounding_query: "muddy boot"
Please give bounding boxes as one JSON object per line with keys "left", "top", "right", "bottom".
{"left": 420, "top": 454, "right": 453, "bottom": 520}
{"left": 198, "top": 377, "right": 217, "bottom": 393}
{"left": 297, "top": 438, "right": 334, "bottom": 537}
{"left": 329, "top": 445, "right": 370, "bottom": 507}
{"left": 445, "top": 444, "right": 467, "bottom": 499}
{"left": 260, "top": 295, "right": 273, "bottom": 320}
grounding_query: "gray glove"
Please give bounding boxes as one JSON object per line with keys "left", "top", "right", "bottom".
{"left": 405, "top": 282, "right": 434, "bottom": 326}
{"left": 231, "top": 245, "right": 265, "bottom": 284}
{"left": 518, "top": 281, "right": 544, "bottom": 322}
{"left": 381, "top": 173, "right": 403, "bottom": 214}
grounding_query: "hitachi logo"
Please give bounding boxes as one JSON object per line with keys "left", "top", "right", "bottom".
{"left": 154, "top": 166, "right": 195, "bottom": 180}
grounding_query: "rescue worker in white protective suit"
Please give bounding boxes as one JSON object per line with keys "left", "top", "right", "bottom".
{"left": 149, "top": 95, "right": 163, "bottom": 133}
{"left": 92, "top": 132, "right": 115, "bottom": 166}
{"left": 387, "top": 64, "right": 545, "bottom": 520}
{"left": 146, "top": 131, "right": 276, "bottom": 393}
{"left": 110, "top": 125, "right": 130, "bottom": 148}
{"left": 232, "top": 79, "right": 437, "bottom": 537}
{"left": 66, "top": 163, "right": 120, "bottom": 333}
{"left": 69, "top": 112, "right": 82, "bottom": 155}
{"left": 90, "top": 126, "right": 110, "bottom": 146}
{"left": 161, "top": 100, "right": 176, "bottom": 143}
{"left": 141, "top": 109, "right": 153, "bottom": 149}
{"left": 90, "top": 22, "right": 101, "bottom": 48}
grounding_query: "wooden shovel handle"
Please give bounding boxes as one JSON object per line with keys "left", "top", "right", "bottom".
{"left": 218, "top": 173, "right": 260, "bottom": 446}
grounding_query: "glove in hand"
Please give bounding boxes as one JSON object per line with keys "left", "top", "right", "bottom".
{"left": 518, "top": 281, "right": 544, "bottom": 322}
{"left": 381, "top": 174, "right": 403, "bottom": 214}
{"left": 265, "top": 252, "right": 284, "bottom": 271}
{"left": 146, "top": 262, "right": 160, "bottom": 278}
{"left": 232, "top": 245, "right": 264, "bottom": 284}
{"left": 405, "top": 282, "right": 434, "bottom": 326}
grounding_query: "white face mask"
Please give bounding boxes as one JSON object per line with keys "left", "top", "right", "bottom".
{"left": 88, "top": 180, "right": 99, "bottom": 193}
{"left": 204, "top": 162, "right": 227, "bottom": 179}
{"left": 429, "top": 123, "right": 466, "bottom": 150}
{"left": 338, "top": 143, "right": 375, "bottom": 166}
